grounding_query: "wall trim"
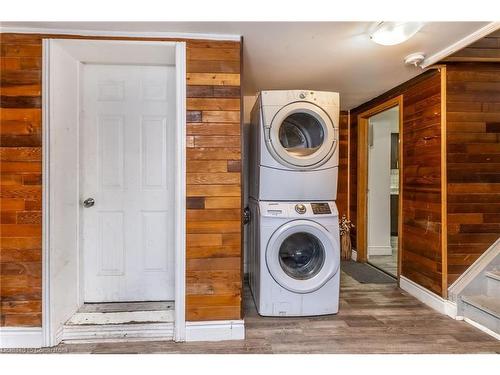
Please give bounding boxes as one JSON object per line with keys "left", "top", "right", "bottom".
{"left": 0, "top": 26, "right": 241, "bottom": 41}
{"left": 41, "top": 38, "right": 52, "bottom": 347}
{"left": 463, "top": 317, "right": 500, "bottom": 341}
{"left": 0, "top": 327, "right": 43, "bottom": 349}
{"left": 440, "top": 65, "right": 448, "bottom": 298}
{"left": 367, "top": 245, "right": 392, "bottom": 256}
{"left": 448, "top": 238, "right": 500, "bottom": 302}
{"left": 174, "top": 42, "right": 187, "bottom": 343}
{"left": 421, "top": 22, "right": 500, "bottom": 68}
{"left": 400, "top": 276, "right": 457, "bottom": 319}
{"left": 351, "top": 249, "right": 358, "bottom": 261}
{"left": 185, "top": 320, "right": 245, "bottom": 342}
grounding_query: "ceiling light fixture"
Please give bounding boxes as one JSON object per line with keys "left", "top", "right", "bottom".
{"left": 370, "top": 22, "right": 424, "bottom": 46}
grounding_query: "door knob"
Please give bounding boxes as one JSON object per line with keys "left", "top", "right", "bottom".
{"left": 83, "top": 198, "right": 95, "bottom": 208}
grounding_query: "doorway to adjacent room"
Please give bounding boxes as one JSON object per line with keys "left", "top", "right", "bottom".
{"left": 356, "top": 96, "right": 402, "bottom": 279}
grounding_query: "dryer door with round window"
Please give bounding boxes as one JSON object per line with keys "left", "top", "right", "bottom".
{"left": 266, "top": 220, "right": 339, "bottom": 293}
{"left": 268, "top": 102, "right": 337, "bottom": 169}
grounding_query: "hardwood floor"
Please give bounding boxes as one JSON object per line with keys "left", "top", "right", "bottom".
{"left": 3, "top": 272, "right": 499, "bottom": 354}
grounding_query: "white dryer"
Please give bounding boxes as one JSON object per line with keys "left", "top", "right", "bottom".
{"left": 248, "top": 199, "right": 340, "bottom": 316}
{"left": 249, "top": 90, "right": 339, "bottom": 201}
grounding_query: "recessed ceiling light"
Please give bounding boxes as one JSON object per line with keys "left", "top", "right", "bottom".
{"left": 370, "top": 22, "right": 424, "bottom": 46}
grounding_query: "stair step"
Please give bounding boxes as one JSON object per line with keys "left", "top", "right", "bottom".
{"left": 65, "top": 309, "right": 174, "bottom": 326}
{"left": 485, "top": 270, "right": 500, "bottom": 282}
{"left": 461, "top": 295, "right": 500, "bottom": 319}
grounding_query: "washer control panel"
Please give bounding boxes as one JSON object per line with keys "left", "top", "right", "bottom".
{"left": 259, "top": 201, "right": 338, "bottom": 218}
{"left": 311, "top": 203, "right": 332, "bottom": 215}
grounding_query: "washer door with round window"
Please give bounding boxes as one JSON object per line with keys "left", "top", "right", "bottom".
{"left": 267, "top": 102, "right": 337, "bottom": 169}
{"left": 266, "top": 220, "right": 339, "bottom": 294}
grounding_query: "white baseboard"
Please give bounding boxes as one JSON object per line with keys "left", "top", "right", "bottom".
{"left": 367, "top": 245, "right": 393, "bottom": 256}
{"left": 185, "top": 320, "right": 245, "bottom": 342}
{"left": 463, "top": 317, "right": 500, "bottom": 341}
{"left": 351, "top": 249, "right": 357, "bottom": 261}
{"left": 0, "top": 327, "right": 43, "bottom": 348}
{"left": 399, "top": 276, "right": 458, "bottom": 319}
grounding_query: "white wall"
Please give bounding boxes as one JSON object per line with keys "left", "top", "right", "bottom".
{"left": 367, "top": 107, "right": 398, "bottom": 257}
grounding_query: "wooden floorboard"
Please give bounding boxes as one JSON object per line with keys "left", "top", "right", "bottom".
{"left": 3, "top": 272, "right": 499, "bottom": 354}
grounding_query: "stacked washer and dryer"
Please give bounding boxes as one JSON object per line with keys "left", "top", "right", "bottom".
{"left": 248, "top": 90, "right": 341, "bottom": 317}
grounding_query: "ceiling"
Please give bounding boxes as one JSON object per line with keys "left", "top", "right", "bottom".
{"left": 1, "top": 22, "right": 492, "bottom": 109}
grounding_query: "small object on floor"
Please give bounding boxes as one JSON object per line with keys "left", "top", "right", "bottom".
{"left": 341, "top": 260, "right": 396, "bottom": 284}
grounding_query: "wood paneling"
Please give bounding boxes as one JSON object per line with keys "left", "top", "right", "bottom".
{"left": 336, "top": 111, "right": 349, "bottom": 217}
{"left": 0, "top": 34, "right": 42, "bottom": 327}
{"left": 444, "top": 30, "right": 500, "bottom": 63}
{"left": 446, "top": 62, "right": 500, "bottom": 285}
{"left": 0, "top": 33, "right": 242, "bottom": 326}
{"left": 350, "top": 70, "right": 445, "bottom": 296}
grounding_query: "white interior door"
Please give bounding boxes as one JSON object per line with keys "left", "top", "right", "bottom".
{"left": 81, "top": 64, "right": 175, "bottom": 302}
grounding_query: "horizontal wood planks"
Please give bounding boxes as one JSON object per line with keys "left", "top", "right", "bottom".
{"left": 401, "top": 71, "right": 444, "bottom": 296}
{"left": 444, "top": 30, "right": 500, "bottom": 62}
{"left": 0, "top": 33, "right": 43, "bottom": 326}
{"left": 0, "top": 33, "right": 242, "bottom": 326}
{"left": 349, "top": 70, "right": 445, "bottom": 296}
{"left": 185, "top": 38, "right": 242, "bottom": 321}
{"left": 446, "top": 62, "right": 500, "bottom": 285}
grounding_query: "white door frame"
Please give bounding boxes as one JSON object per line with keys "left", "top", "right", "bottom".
{"left": 41, "top": 39, "right": 186, "bottom": 346}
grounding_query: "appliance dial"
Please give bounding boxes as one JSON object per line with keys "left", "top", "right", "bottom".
{"left": 295, "top": 204, "right": 307, "bottom": 214}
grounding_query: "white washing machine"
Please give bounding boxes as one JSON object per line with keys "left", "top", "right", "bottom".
{"left": 248, "top": 199, "right": 340, "bottom": 316}
{"left": 249, "top": 90, "right": 339, "bottom": 201}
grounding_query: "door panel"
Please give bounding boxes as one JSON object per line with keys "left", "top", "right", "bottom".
{"left": 82, "top": 64, "right": 175, "bottom": 302}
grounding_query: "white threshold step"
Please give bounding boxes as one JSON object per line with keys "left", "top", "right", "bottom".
{"left": 66, "top": 302, "right": 174, "bottom": 325}
{"left": 461, "top": 295, "right": 500, "bottom": 319}
{"left": 62, "top": 322, "right": 174, "bottom": 343}
{"left": 485, "top": 270, "right": 500, "bottom": 282}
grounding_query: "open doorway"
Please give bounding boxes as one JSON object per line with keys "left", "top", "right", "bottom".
{"left": 42, "top": 39, "right": 187, "bottom": 346}
{"left": 356, "top": 96, "right": 402, "bottom": 280}
{"left": 366, "top": 107, "right": 399, "bottom": 277}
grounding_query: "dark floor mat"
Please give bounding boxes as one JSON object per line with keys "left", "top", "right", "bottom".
{"left": 341, "top": 260, "right": 396, "bottom": 284}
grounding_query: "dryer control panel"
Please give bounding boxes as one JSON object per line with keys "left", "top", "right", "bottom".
{"left": 259, "top": 201, "right": 338, "bottom": 218}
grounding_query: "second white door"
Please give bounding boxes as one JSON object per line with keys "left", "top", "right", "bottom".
{"left": 81, "top": 64, "right": 175, "bottom": 302}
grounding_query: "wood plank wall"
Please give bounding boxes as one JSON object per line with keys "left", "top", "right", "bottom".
{"left": 349, "top": 70, "right": 445, "bottom": 296}
{"left": 185, "top": 39, "right": 242, "bottom": 321}
{"left": 336, "top": 111, "right": 349, "bottom": 218}
{"left": 0, "top": 34, "right": 43, "bottom": 326}
{"left": 0, "top": 33, "right": 242, "bottom": 326}
{"left": 445, "top": 30, "right": 500, "bottom": 62}
{"left": 446, "top": 62, "right": 500, "bottom": 285}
